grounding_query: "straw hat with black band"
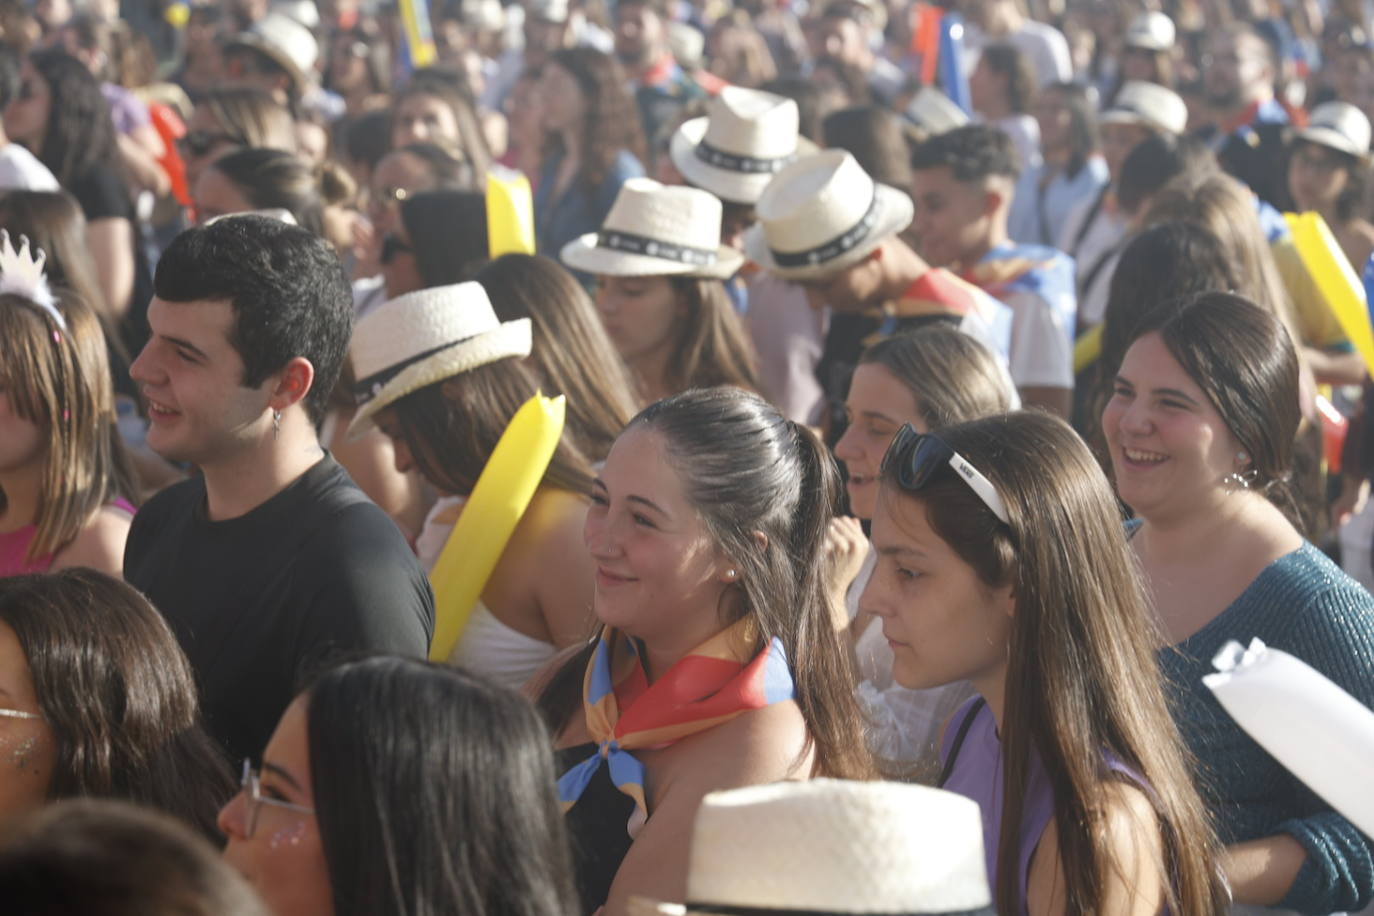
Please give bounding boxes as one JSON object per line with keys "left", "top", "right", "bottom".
{"left": 628, "top": 779, "right": 994, "bottom": 916}
{"left": 347, "top": 281, "right": 531, "bottom": 436}
{"left": 561, "top": 179, "right": 745, "bottom": 280}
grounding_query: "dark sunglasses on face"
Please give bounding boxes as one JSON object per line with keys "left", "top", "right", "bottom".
{"left": 380, "top": 233, "right": 415, "bottom": 265}
{"left": 180, "top": 129, "right": 244, "bottom": 158}
{"left": 880, "top": 424, "right": 1011, "bottom": 525}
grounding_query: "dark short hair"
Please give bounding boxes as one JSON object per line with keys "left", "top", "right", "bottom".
{"left": 154, "top": 216, "right": 352, "bottom": 425}
{"left": 910, "top": 124, "right": 1020, "bottom": 182}
{"left": 306, "top": 658, "right": 577, "bottom": 916}
{"left": 0, "top": 799, "right": 268, "bottom": 916}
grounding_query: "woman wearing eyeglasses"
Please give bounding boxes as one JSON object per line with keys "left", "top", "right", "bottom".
{"left": 861, "top": 412, "right": 1229, "bottom": 915}
{"left": 219, "top": 657, "right": 576, "bottom": 916}
{"left": 1103, "top": 292, "right": 1374, "bottom": 913}
{"left": 0, "top": 569, "right": 233, "bottom": 839}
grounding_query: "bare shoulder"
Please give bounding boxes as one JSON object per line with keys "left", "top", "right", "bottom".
{"left": 660, "top": 700, "right": 811, "bottom": 790}
{"left": 51, "top": 505, "right": 133, "bottom": 576}
{"left": 1096, "top": 782, "right": 1167, "bottom": 916}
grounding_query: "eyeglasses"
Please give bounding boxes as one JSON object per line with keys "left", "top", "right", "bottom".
{"left": 180, "top": 129, "right": 243, "bottom": 158}
{"left": 238, "top": 759, "right": 315, "bottom": 838}
{"left": 379, "top": 233, "right": 415, "bottom": 265}
{"left": 0, "top": 708, "right": 41, "bottom": 720}
{"left": 880, "top": 425, "right": 1011, "bottom": 525}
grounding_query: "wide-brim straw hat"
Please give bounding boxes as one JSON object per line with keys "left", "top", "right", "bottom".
{"left": 1295, "top": 101, "right": 1373, "bottom": 159}
{"left": 905, "top": 87, "right": 970, "bottom": 136}
{"left": 670, "top": 87, "right": 819, "bottom": 205}
{"left": 348, "top": 281, "right": 531, "bottom": 435}
{"left": 224, "top": 11, "right": 318, "bottom": 94}
{"left": 561, "top": 178, "right": 745, "bottom": 279}
{"left": 627, "top": 780, "right": 994, "bottom": 916}
{"left": 1124, "top": 10, "right": 1175, "bottom": 52}
{"left": 1099, "top": 80, "right": 1188, "bottom": 136}
{"left": 744, "top": 150, "right": 913, "bottom": 281}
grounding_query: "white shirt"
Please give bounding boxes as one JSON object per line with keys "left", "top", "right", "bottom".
{"left": 963, "top": 19, "right": 1073, "bottom": 88}
{"left": 0, "top": 143, "right": 58, "bottom": 192}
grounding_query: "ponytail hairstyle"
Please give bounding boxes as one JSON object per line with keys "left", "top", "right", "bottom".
{"left": 202, "top": 148, "right": 325, "bottom": 237}
{"left": 539, "top": 387, "right": 874, "bottom": 781}
{"left": 858, "top": 325, "right": 1014, "bottom": 429}
{"left": 878, "top": 411, "right": 1228, "bottom": 915}
{"left": 660, "top": 277, "right": 760, "bottom": 397}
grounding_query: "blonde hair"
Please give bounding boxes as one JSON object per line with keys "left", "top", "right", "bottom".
{"left": 0, "top": 293, "right": 127, "bottom": 560}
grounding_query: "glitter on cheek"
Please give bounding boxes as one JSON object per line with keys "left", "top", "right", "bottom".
{"left": 268, "top": 820, "right": 308, "bottom": 850}
{"left": 11, "top": 735, "right": 36, "bottom": 769}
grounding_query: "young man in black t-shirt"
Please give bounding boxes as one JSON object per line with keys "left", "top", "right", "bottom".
{"left": 124, "top": 216, "right": 434, "bottom": 765}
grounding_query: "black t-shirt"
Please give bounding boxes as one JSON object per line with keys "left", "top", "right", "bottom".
{"left": 124, "top": 456, "right": 436, "bottom": 763}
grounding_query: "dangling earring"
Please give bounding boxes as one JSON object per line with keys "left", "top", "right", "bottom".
{"left": 1224, "top": 451, "right": 1255, "bottom": 492}
{"left": 272, "top": 409, "right": 282, "bottom": 439}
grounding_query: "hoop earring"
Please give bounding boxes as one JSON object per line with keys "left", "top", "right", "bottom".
{"left": 272, "top": 409, "right": 282, "bottom": 439}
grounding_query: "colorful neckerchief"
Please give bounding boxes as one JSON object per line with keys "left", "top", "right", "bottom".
{"left": 557, "top": 622, "right": 795, "bottom": 837}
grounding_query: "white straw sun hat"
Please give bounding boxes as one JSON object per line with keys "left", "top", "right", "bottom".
{"left": 628, "top": 779, "right": 993, "bottom": 916}
{"left": 905, "top": 87, "right": 970, "bottom": 136}
{"left": 224, "top": 11, "right": 319, "bottom": 94}
{"left": 1296, "top": 101, "right": 1373, "bottom": 159}
{"left": 348, "top": 282, "right": 531, "bottom": 435}
{"left": 1099, "top": 81, "right": 1188, "bottom": 136}
{"left": 744, "top": 150, "right": 914, "bottom": 281}
{"left": 1124, "top": 11, "right": 1175, "bottom": 52}
{"left": 561, "top": 179, "right": 745, "bottom": 279}
{"left": 669, "top": 87, "right": 819, "bottom": 205}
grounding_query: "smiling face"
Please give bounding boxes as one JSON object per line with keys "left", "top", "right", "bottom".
{"left": 908, "top": 166, "right": 992, "bottom": 269}
{"left": 834, "top": 364, "right": 925, "bottom": 520}
{"left": 0, "top": 621, "right": 55, "bottom": 826}
{"left": 1101, "top": 331, "right": 1243, "bottom": 521}
{"left": 129, "top": 298, "right": 275, "bottom": 468}
{"left": 583, "top": 425, "right": 733, "bottom": 652}
{"left": 861, "top": 489, "right": 1013, "bottom": 693}
{"left": 220, "top": 697, "right": 333, "bottom": 916}
{"left": 594, "top": 274, "right": 682, "bottom": 367}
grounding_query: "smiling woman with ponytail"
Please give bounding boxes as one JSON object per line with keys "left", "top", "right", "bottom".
{"left": 536, "top": 385, "right": 874, "bottom": 916}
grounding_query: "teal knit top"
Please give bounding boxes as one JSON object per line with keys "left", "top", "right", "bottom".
{"left": 1156, "top": 542, "right": 1374, "bottom": 913}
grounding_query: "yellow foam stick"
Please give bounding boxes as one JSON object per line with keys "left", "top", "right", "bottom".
{"left": 428, "top": 393, "right": 566, "bottom": 661}
{"left": 486, "top": 171, "right": 536, "bottom": 257}
{"left": 1286, "top": 211, "right": 1374, "bottom": 379}
{"left": 1074, "top": 324, "right": 1103, "bottom": 374}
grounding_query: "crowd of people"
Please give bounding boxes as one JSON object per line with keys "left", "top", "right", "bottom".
{"left": 2, "top": 0, "right": 1374, "bottom": 913}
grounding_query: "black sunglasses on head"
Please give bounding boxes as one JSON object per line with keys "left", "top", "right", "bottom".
{"left": 880, "top": 424, "right": 1011, "bottom": 525}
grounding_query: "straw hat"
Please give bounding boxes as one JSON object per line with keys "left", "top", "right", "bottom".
{"left": 1296, "top": 101, "right": 1372, "bottom": 159}
{"left": 744, "top": 150, "right": 913, "bottom": 281}
{"left": 628, "top": 780, "right": 993, "bottom": 916}
{"left": 224, "top": 12, "right": 319, "bottom": 94}
{"left": 670, "top": 87, "right": 819, "bottom": 205}
{"left": 1099, "top": 81, "right": 1188, "bottom": 136}
{"left": 561, "top": 179, "right": 745, "bottom": 279}
{"left": 1124, "top": 11, "right": 1175, "bottom": 52}
{"left": 348, "top": 282, "right": 531, "bottom": 434}
{"left": 905, "top": 87, "right": 970, "bottom": 137}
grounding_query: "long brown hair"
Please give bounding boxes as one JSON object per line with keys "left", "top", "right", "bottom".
{"left": 476, "top": 254, "right": 638, "bottom": 462}
{"left": 0, "top": 292, "right": 130, "bottom": 560}
{"left": 390, "top": 356, "right": 595, "bottom": 497}
{"left": 544, "top": 48, "right": 646, "bottom": 190}
{"left": 880, "top": 412, "right": 1228, "bottom": 915}
{"left": 660, "top": 277, "right": 760, "bottom": 397}
{"left": 540, "top": 387, "right": 875, "bottom": 782}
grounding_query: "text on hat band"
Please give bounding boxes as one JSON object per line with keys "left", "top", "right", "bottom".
{"left": 598, "top": 229, "right": 719, "bottom": 267}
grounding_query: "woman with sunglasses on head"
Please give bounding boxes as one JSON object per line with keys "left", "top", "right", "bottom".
{"left": 561, "top": 179, "right": 758, "bottom": 404}
{"left": 219, "top": 656, "right": 576, "bottom": 916}
{"left": 863, "top": 412, "right": 1229, "bottom": 915}
{"left": 0, "top": 569, "right": 233, "bottom": 839}
{"left": 828, "top": 326, "right": 1013, "bottom": 777}
{"left": 536, "top": 386, "right": 874, "bottom": 916}
{"left": 1102, "top": 292, "right": 1374, "bottom": 913}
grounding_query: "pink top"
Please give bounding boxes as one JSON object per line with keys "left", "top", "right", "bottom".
{"left": 0, "top": 498, "right": 136, "bottom": 577}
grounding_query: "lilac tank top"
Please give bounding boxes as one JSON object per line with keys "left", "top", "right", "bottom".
{"left": 940, "top": 698, "right": 1053, "bottom": 916}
